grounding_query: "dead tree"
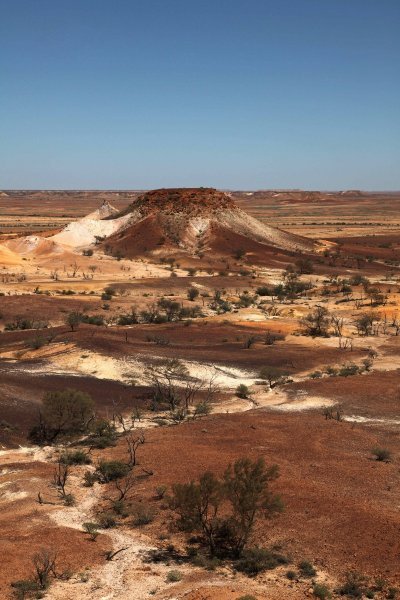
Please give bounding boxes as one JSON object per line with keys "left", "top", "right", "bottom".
{"left": 338, "top": 337, "right": 353, "bottom": 350}
{"left": 125, "top": 432, "right": 145, "bottom": 467}
{"left": 53, "top": 461, "right": 69, "bottom": 499}
{"left": 105, "top": 547, "right": 129, "bottom": 561}
{"left": 32, "top": 548, "right": 58, "bottom": 589}
{"left": 113, "top": 473, "right": 135, "bottom": 501}
{"left": 331, "top": 314, "right": 344, "bottom": 337}
{"left": 69, "top": 260, "right": 80, "bottom": 278}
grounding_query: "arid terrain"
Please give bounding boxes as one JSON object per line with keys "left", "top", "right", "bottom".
{"left": 1, "top": 188, "right": 400, "bottom": 600}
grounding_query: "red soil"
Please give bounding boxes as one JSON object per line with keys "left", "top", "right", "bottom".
{"left": 106, "top": 410, "right": 400, "bottom": 584}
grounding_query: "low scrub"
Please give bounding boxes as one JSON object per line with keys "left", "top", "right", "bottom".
{"left": 60, "top": 450, "right": 91, "bottom": 465}
{"left": 234, "top": 547, "right": 289, "bottom": 576}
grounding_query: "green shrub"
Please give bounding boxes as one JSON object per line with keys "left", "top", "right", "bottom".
{"left": 236, "top": 384, "right": 250, "bottom": 399}
{"left": 60, "top": 450, "right": 92, "bottom": 465}
{"left": 95, "top": 460, "right": 130, "bottom": 483}
{"left": 82, "top": 522, "right": 99, "bottom": 541}
{"left": 338, "top": 363, "right": 360, "bottom": 377}
{"left": 112, "top": 499, "right": 128, "bottom": 517}
{"left": 339, "top": 571, "right": 367, "bottom": 598}
{"left": 155, "top": 485, "right": 167, "bottom": 500}
{"left": 234, "top": 547, "right": 288, "bottom": 576}
{"left": 298, "top": 560, "right": 316, "bottom": 577}
{"left": 11, "top": 579, "right": 41, "bottom": 599}
{"left": 256, "top": 286, "right": 271, "bottom": 296}
{"left": 310, "top": 371, "right": 322, "bottom": 379}
{"left": 83, "top": 471, "right": 97, "bottom": 487}
{"left": 132, "top": 502, "right": 156, "bottom": 526}
{"left": 97, "top": 512, "right": 117, "bottom": 529}
{"left": 166, "top": 570, "right": 182, "bottom": 582}
{"left": 187, "top": 287, "right": 199, "bottom": 301}
{"left": 371, "top": 447, "right": 391, "bottom": 462}
{"left": 63, "top": 493, "right": 75, "bottom": 506}
{"left": 313, "top": 583, "right": 331, "bottom": 599}
{"left": 80, "top": 314, "right": 105, "bottom": 326}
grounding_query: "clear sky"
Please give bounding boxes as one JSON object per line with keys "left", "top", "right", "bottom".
{"left": 1, "top": 0, "right": 399, "bottom": 190}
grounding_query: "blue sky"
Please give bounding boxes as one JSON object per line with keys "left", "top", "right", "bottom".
{"left": 1, "top": 0, "right": 399, "bottom": 189}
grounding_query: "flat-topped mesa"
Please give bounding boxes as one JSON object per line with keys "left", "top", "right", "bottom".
{"left": 104, "top": 187, "right": 318, "bottom": 258}
{"left": 119, "top": 188, "right": 235, "bottom": 218}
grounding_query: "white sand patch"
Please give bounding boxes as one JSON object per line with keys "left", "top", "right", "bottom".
{"left": 344, "top": 415, "right": 400, "bottom": 425}
{"left": 20, "top": 347, "right": 258, "bottom": 390}
{"left": 52, "top": 213, "right": 133, "bottom": 248}
{"left": 0, "top": 445, "right": 51, "bottom": 464}
{"left": 269, "top": 396, "right": 335, "bottom": 412}
{"left": 0, "top": 489, "right": 28, "bottom": 502}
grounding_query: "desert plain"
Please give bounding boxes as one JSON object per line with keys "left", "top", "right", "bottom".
{"left": 0, "top": 188, "right": 400, "bottom": 600}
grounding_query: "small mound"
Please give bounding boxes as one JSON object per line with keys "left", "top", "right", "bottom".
{"left": 6, "top": 236, "right": 64, "bottom": 256}
{"left": 0, "top": 244, "right": 22, "bottom": 266}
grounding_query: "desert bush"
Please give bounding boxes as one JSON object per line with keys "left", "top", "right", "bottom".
{"left": 325, "top": 365, "right": 338, "bottom": 376}
{"left": 166, "top": 570, "right": 182, "bottom": 582}
{"left": 256, "top": 285, "right": 271, "bottom": 296}
{"left": 263, "top": 329, "right": 285, "bottom": 345}
{"left": 295, "top": 257, "right": 314, "bottom": 274}
{"left": 258, "top": 366, "right": 289, "bottom": 388}
{"left": 171, "top": 458, "right": 282, "bottom": 558}
{"left": 155, "top": 485, "right": 167, "bottom": 500}
{"left": 193, "top": 401, "right": 211, "bottom": 417}
{"left": 65, "top": 311, "right": 82, "bottom": 331}
{"left": 353, "top": 312, "right": 380, "bottom": 336}
{"left": 132, "top": 502, "right": 156, "bottom": 526}
{"left": 234, "top": 547, "right": 288, "bottom": 576}
{"left": 117, "top": 308, "right": 139, "bottom": 325}
{"left": 350, "top": 275, "right": 369, "bottom": 286}
{"left": 338, "top": 363, "right": 360, "bottom": 377}
{"left": 338, "top": 571, "right": 367, "bottom": 598}
{"left": 97, "top": 512, "right": 117, "bottom": 529}
{"left": 112, "top": 499, "right": 129, "bottom": 517}
{"left": 63, "top": 492, "right": 75, "bottom": 506}
{"left": 95, "top": 460, "right": 130, "bottom": 483}
{"left": 236, "top": 384, "right": 250, "bottom": 399}
{"left": 237, "top": 596, "right": 256, "bottom": 600}
{"left": 313, "top": 583, "right": 332, "bottom": 599}
{"left": 237, "top": 292, "right": 257, "bottom": 308}
{"left": 83, "top": 522, "right": 99, "bottom": 541}
{"left": 5, "top": 316, "right": 48, "bottom": 331}
{"left": 60, "top": 450, "right": 91, "bottom": 465}
{"left": 300, "top": 305, "right": 330, "bottom": 337}
{"left": 83, "top": 471, "right": 97, "bottom": 487}
{"left": 187, "top": 287, "right": 199, "bottom": 301}
{"left": 298, "top": 560, "right": 316, "bottom": 577}
{"left": 89, "top": 419, "right": 117, "bottom": 448}
{"left": 27, "top": 335, "right": 47, "bottom": 350}
{"left": 243, "top": 335, "right": 257, "bottom": 348}
{"left": 29, "top": 389, "right": 94, "bottom": 444}
{"left": 310, "top": 370, "right": 322, "bottom": 379}
{"left": 371, "top": 447, "right": 391, "bottom": 462}
{"left": 11, "top": 580, "right": 41, "bottom": 599}
{"left": 286, "top": 569, "right": 298, "bottom": 580}
{"left": 80, "top": 314, "right": 105, "bottom": 326}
